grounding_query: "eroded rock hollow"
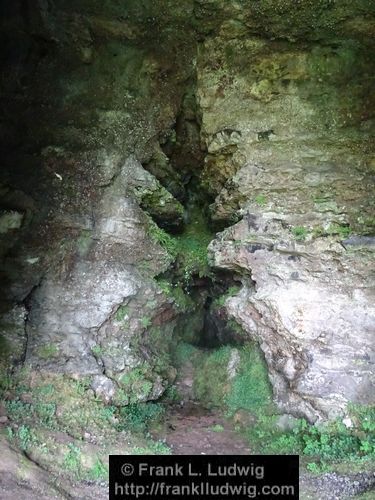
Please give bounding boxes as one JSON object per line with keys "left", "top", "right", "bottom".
{"left": 0, "top": 0, "right": 374, "bottom": 470}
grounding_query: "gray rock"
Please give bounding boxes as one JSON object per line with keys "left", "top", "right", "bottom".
{"left": 342, "top": 236, "right": 375, "bottom": 247}
{"left": 91, "top": 375, "right": 116, "bottom": 403}
{"left": 0, "top": 211, "right": 23, "bottom": 234}
{"left": 276, "top": 414, "right": 299, "bottom": 432}
{"left": 199, "top": 33, "right": 375, "bottom": 421}
{"left": 210, "top": 217, "right": 375, "bottom": 421}
{"left": 227, "top": 349, "right": 241, "bottom": 380}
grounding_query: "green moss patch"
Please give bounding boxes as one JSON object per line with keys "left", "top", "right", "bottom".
{"left": 3, "top": 370, "right": 171, "bottom": 482}
{"left": 118, "top": 402, "right": 165, "bottom": 434}
{"left": 35, "top": 343, "right": 59, "bottom": 360}
{"left": 117, "top": 366, "right": 154, "bottom": 404}
{"left": 148, "top": 205, "right": 213, "bottom": 285}
{"left": 291, "top": 226, "right": 308, "bottom": 241}
{"left": 156, "top": 279, "right": 194, "bottom": 312}
{"left": 186, "top": 341, "right": 274, "bottom": 415}
{"left": 194, "top": 346, "right": 232, "bottom": 407}
{"left": 173, "top": 341, "right": 201, "bottom": 366}
{"left": 226, "top": 344, "right": 274, "bottom": 415}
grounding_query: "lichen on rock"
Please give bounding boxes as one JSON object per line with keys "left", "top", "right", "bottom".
{"left": 0, "top": 2, "right": 374, "bottom": 489}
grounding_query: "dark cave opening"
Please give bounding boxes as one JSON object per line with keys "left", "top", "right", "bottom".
{"left": 139, "top": 74, "right": 253, "bottom": 352}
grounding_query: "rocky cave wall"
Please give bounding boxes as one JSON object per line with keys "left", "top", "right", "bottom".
{"left": 0, "top": 0, "right": 374, "bottom": 421}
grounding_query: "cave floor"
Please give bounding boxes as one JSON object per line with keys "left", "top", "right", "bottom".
{"left": 156, "top": 352, "right": 252, "bottom": 455}
{"left": 159, "top": 402, "right": 251, "bottom": 455}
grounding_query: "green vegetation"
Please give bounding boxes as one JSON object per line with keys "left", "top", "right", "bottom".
{"left": 0, "top": 367, "right": 30, "bottom": 396}
{"left": 115, "top": 304, "right": 129, "bottom": 323}
{"left": 91, "top": 345, "right": 103, "bottom": 356}
{"left": 148, "top": 325, "right": 175, "bottom": 374}
{"left": 192, "top": 342, "right": 273, "bottom": 415}
{"left": 118, "top": 403, "right": 165, "bottom": 434}
{"left": 313, "top": 223, "right": 352, "bottom": 239}
{"left": 291, "top": 226, "right": 308, "bottom": 241}
{"left": 5, "top": 400, "right": 31, "bottom": 420}
{"left": 89, "top": 457, "right": 109, "bottom": 481}
{"left": 7, "top": 424, "right": 37, "bottom": 452}
{"left": 140, "top": 316, "right": 152, "bottom": 329}
{"left": 254, "top": 194, "right": 267, "bottom": 207}
{"left": 227, "top": 318, "right": 246, "bottom": 337}
{"left": 147, "top": 216, "right": 178, "bottom": 258}
{"left": 138, "top": 187, "right": 184, "bottom": 221}
{"left": 148, "top": 206, "right": 213, "bottom": 286}
{"left": 3, "top": 371, "right": 160, "bottom": 440}
{"left": 0, "top": 370, "right": 12, "bottom": 392}
{"left": 174, "top": 207, "right": 213, "bottom": 285}
{"left": 194, "top": 346, "right": 232, "bottom": 407}
{"left": 36, "top": 383, "right": 55, "bottom": 397}
{"left": 6, "top": 399, "right": 57, "bottom": 428}
{"left": 118, "top": 367, "right": 154, "bottom": 404}
{"left": 132, "top": 441, "right": 171, "bottom": 455}
{"left": 17, "top": 425, "right": 36, "bottom": 451}
{"left": 243, "top": 405, "right": 375, "bottom": 471}
{"left": 71, "top": 377, "right": 91, "bottom": 396}
{"left": 356, "top": 216, "right": 375, "bottom": 235}
{"left": 213, "top": 285, "right": 241, "bottom": 308}
{"left": 173, "top": 342, "right": 200, "bottom": 366}
{"left": 163, "top": 385, "right": 181, "bottom": 402}
{"left": 173, "top": 340, "right": 375, "bottom": 472}
{"left": 3, "top": 371, "right": 171, "bottom": 482}
{"left": 211, "top": 424, "right": 225, "bottom": 432}
{"left": 174, "top": 340, "right": 370, "bottom": 469}
{"left": 63, "top": 443, "right": 82, "bottom": 478}
{"left": 35, "top": 402, "right": 56, "bottom": 427}
{"left": 156, "top": 279, "right": 194, "bottom": 311}
{"left": 36, "top": 343, "right": 59, "bottom": 359}
{"left": 226, "top": 344, "right": 273, "bottom": 415}
{"left": 291, "top": 222, "right": 354, "bottom": 241}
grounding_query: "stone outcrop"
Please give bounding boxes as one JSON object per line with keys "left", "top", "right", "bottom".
{"left": 0, "top": 1, "right": 194, "bottom": 402}
{"left": 209, "top": 217, "right": 374, "bottom": 421}
{"left": 198, "top": 7, "right": 375, "bottom": 420}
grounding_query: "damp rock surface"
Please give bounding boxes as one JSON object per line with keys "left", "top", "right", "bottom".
{"left": 0, "top": 1, "right": 374, "bottom": 495}
{"left": 1, "top": 0, "right": 374, "bottom": 421}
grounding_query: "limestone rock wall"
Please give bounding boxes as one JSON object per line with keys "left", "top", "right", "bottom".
{"left": 197, "top": 4, "right": 375, "bottom": 420}
{"left": 0, "top": 0, "right": 374, "bottom": 418}
{"left": 0, "top": 0, "right": 195, "bottom": 402}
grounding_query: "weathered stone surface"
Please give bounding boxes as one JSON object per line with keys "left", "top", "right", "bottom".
{"left": 197, "top": 36, "right": 374, "bottom": 229}
{"left": 0, "top": 0, "right": 198, "bottom": 407}
{"left": 0, "top": 306, "right": 27, "bottom": 370}
{"left": 209, "top": 214, "right": 375, "bottom": 421}
{"left": 1, "top": 0, "right": 374, "bottom": 423}
{"left": 21, "top": 154, "right": 182, "bottom": 401}
{"left": 197, "top": 13, "right": 375, "bottom": 420}
{"left": 26, "top": 263, "right": 138, "bottom": 371}
{"left": 91, "top": 375, "right": 116, "bottom": 403}
{"left": 125, "top": 156, "right": 185, "bottom": 230}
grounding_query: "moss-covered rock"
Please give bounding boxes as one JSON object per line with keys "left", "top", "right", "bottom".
{"left": 175, "top": 341, "right": 274, "bottom": 415}
{"left": 0, "top": 0, "right": 374, "bottom": 475}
